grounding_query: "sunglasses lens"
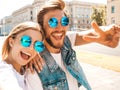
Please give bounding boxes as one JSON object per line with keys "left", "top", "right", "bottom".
{"left": 34, "top": 41, "right": 44, "bottom": 53}
{"left": 21, "top": 35, "right": 31, "bottom": 47}
{"left": 61, "top": 16, "right": 69, "bottom": 26}
{"left": 48, "top": 18, "right": 58, "bottom": 28}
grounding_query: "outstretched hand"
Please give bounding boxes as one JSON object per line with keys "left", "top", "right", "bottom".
{"left": 26, "top": 53, "right": 45, "bottom": 73}
{"left": 83, "top": 21, "right": 120, "bottom": 48}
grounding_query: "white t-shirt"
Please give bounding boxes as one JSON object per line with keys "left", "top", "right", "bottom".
{"left": 0, "top": 32, "right": 78, "bottom": 90}
{"left": 0, "top": 61, "right": 43, "bottom": 90}
{"left": 66, "top": 31, "right": 77, "bottom": 46}
{"left": 51, "top": 32, "right": 79, "bottom": 90}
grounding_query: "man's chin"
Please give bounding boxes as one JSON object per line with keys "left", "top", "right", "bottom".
{"left": 46, "top": 38, "right": 64, "bottom": 49}
{"left": 52, "top": 44, "right": 63, "bottom": 49}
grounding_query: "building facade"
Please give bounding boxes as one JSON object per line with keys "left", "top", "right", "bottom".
{"left": 66, "top": 1, "right": 105, "bottom": 30}
{"left": 107, "top": 0, "right": 120, "bottom": 25}
{"left": 32, "top": 0, "right": 47, "bottom": 22}
{"left": 0, "top": 16, "right": 12, "bottom": 36}
{"left": 12, "top": 5, "right": 33, "bottom": 27}
{"left": 0, "top": 0, "right": 105, "bottom": 35}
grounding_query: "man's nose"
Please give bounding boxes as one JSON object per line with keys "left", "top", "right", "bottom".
{"left": 56, "top": 22, "right": 64, "bottom": 30}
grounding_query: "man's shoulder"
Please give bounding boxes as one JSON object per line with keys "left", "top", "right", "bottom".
{"left": 66, "top": 31, "right": 77, "bottom": 46}
{"left": 66, "top": 31, "right": 77, "bottom": 35}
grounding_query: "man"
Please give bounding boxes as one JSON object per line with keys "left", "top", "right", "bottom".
{"left": 30, "top": 0, "right": 120, "bottom": 90}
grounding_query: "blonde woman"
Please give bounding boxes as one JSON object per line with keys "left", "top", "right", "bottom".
{"left": 0, "top": 22, "right": 44, "bottom": 90}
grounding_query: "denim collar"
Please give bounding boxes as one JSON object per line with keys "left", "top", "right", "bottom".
{"left": 41, "top": 48, "right": 59, "bottom": 73}
{"left": 61, "top": 36, "right": 72, "bottom": 65}
{"left": 41, "top": 36, "right": 70, "bottom": 72}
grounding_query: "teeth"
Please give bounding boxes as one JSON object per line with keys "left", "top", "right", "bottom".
{"left": 21, "top": 51, "right": 30, "bottom": 60}
{"left": 53, "top": 33, "right": 62, "bottom": 37}
{"left": 22, "top": 51, "right": 31, "bottom": 56}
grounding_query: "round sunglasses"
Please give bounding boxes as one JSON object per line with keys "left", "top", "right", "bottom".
{"left": 20, "top": 35, "right": 44, "bottom": 53}
{"left": 48, "top": 16, "right": 69, "bottom": 28}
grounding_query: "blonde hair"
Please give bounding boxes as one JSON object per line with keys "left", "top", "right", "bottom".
{"left": 37, "top": 0, "right": 68, "bottom": 34}
{"left": 2, "top": 21, "right": 44, "bottom": 60}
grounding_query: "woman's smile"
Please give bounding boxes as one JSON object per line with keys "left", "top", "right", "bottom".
{"left": 20, "top": 51, "right": 31, "bottom": 60}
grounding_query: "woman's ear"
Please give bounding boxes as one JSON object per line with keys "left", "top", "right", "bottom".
{"left": 9, "top": 37, "right": 15, "bottom": 47}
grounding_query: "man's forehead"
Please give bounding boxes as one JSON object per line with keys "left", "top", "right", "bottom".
{"left": 44, "top": 10, "right": 65, "bottom": 18}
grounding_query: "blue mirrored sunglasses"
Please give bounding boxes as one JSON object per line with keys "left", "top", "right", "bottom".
{"left": 20, "top": 35, "right": 44, "bottom": 53}
{"left": 48, "top": 16, "right": 69, "bottom": 28}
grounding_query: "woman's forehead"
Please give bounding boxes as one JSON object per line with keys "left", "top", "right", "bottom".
{"left": 16, "top": 30, "right": 39, "bottom": 37}
{"left": 16, "top": 30, "right": 42, "bottom": 42}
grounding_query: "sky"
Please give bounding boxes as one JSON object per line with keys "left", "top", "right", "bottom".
{"left": 0, "top": 0, "right": 107, "bottom": 20}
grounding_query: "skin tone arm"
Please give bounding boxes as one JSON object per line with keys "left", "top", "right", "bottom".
{"left": 29, "top": 22, "right": 120, "bottom": 73}
{"left": 75, "top": 21, "right": 120, "bottom": 48}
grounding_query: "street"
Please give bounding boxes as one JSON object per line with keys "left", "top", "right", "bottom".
{"left": 74, "top": 42, "right": 120, "bottom": 56}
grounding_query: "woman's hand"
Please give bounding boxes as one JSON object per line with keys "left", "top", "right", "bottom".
{"left": 26, "top": 54, "right": 45, "bottom": 73}
{"left": 83, "top": 21, "right": 120, "bottom": 48}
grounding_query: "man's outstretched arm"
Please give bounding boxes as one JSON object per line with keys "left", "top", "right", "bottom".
{"left": 75, "top": 21, "right": 120, "bottom": 48}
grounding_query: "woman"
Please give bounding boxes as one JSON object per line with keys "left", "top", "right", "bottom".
{"left": 0, "top": 22, "right": 44, "bottom": 90}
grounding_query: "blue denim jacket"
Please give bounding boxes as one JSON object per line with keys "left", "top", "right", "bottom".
{"left": 38, "top": 36, "right": 91, "bottom": 90}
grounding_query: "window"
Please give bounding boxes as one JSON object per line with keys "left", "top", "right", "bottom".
{"left": 77, "top": 14, "right": 80, "bottom": 18}
{"left": 111, "top": 17, "right": 115, "bottom": 24}
{"left": 111, "top": 6, "right": 115, "bottom": 13}
{"left": 87, "top": 20, "right": 89, "bottom": 24}
{"left": 83, "top": 20, "right": 85, "bottom": 23}
{"left": 31, "top": 16, "right": 33, "bottom": 21}
{"left": 86, "top": 15, "right": 89, "bottom": 18}
{"left": 30, "top": 11, "right": 33, "bottom": 15}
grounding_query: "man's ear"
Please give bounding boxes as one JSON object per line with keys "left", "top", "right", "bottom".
{"left": 9, "top": 37, "right": 15, "bottom": 47}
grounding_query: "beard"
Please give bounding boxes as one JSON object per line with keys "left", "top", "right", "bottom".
{"left": 44, "top": 28, "right": 66, "bottom": 49}
{"left": 45, "top": 37, "right": 64, "bottom": 49}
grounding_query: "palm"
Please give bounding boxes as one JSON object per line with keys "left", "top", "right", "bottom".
{"left": 83, "top": 21, "right": 120, "bottom": 48}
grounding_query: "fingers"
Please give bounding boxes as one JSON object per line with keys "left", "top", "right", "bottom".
{"left": 29, "top": 61, "right": 35, "bottom": 74}
{"left": 33, "top": 59, "right": 41, "bottom": 73}
{"left": 27, "top": 54, "right": 45, "bottom": 73}
{"left": 32, "top": 54, "right": 45, "bottom": 73}
{"left": 91, "top": 21, "right": 104, "bottom": 34}
{"left": 114, "top": 25, "right": 120, "bottom": 32}
{"left": 103, "top": 36, "right": 119, "bottom": 48}
{"left": 37, "top": 54, "right": 45, "bottom": 66}
{"left": 25, "top": 63, "right": 29, "bottom": 69}
{"left": 116, "top": 32, "right": 120, "bottom": 37}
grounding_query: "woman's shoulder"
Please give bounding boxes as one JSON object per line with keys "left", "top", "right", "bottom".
{"left": 0, "top": 61, "right": 23, "bottom": 90}
{"left": 0, "top": 60, "right": 15, "bottom": 78}
{"left": 0, "top": 60, "right": 13, "bottom": 70}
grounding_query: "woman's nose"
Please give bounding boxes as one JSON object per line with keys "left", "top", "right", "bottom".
{"left": 28, "top": 43, "right": 35, "bottom": 51}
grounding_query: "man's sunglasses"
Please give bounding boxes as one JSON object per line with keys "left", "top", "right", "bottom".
{"left": 48, "top": 16, "right": 69, "bottom": 28}
{"left": 20, "top": 35, "right": 44, "bottom": 53}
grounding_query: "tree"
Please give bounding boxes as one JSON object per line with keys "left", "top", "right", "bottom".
{"left": 91, "top": 7, "right": 106, "bottom": 26}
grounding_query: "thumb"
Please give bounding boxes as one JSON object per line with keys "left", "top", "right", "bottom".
{"left": 91, "top": 21, "right": 104, "bottom": 34}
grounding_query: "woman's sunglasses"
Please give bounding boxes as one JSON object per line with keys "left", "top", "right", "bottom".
{"left": 20, "top": 35, "right": 44, "bottom": 53}
{"left": 48, "top": 16, "right": 69, "bottom": 28}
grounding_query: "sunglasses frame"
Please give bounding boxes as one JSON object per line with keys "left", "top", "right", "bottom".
{"left": 48, "top": 16, "right": 69, "bottom": 28}
{"left": 20, "top": 35, "right": 44, "bottom": 53}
